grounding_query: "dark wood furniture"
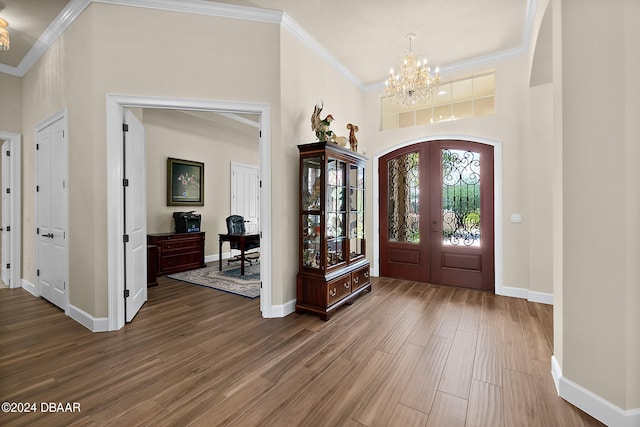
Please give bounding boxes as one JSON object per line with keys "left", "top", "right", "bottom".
{"left": 219, "top": 233, "right": 260, "bottom": 276}
{"left": 147, "top": 232, "right": 206, "bottom": 277}
{"left": 147, "top": 245, "right": 158, "bottom": 287}
{"left": 296, "top": 142, "right": 370, "bottom": 320}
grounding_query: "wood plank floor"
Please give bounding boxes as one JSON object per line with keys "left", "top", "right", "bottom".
{"left": 0, "top": 276, "right": 605, "bottom": 427}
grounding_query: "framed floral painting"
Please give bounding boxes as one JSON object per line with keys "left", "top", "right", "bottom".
{"left": 167, "top": 157, "right": 204, "bottom": 206}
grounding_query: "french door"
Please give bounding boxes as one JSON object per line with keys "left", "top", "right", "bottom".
{"left": 380, "top": 140, "right": 494, "bottom": 291}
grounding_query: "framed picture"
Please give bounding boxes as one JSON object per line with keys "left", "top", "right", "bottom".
{"left": 167, "top": 157, "right": 204, "bottom": 206}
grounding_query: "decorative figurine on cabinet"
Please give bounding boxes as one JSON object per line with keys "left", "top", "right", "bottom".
{"left": 310, "top": 102, "right": 335, "bottom": 142}
{"left": 347, "top": 123, "right": 359, "bottom": 152}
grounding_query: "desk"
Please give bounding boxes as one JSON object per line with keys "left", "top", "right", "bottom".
{"left": 219, "top": 233, "right": 260, "bottom": 276}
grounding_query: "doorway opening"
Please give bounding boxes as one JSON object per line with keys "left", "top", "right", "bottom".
{"left": 107, "top": 95, "right": 272, "bottom": 331}
{"left": 373, "top": 136, "right": 503, "bottom": 294}
{"left": 0, "top": 131, "right": 22, "bottom": 290}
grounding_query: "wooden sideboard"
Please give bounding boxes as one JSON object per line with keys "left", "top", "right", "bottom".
{"left": 147, "top": 232, "right": 206, "bottom": 279}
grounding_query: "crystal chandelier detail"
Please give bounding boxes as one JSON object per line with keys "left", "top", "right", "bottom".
{"left": 0, "top": 18, "right": 9, "bottom": 51}
{"left": 384, "top": 33, "right": 440, "bottom": 106}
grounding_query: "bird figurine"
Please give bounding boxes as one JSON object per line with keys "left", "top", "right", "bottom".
{"left": 347, "top": 123, "right": 359, "bottom": 151}
{"left": 310, "top": 102, "right": 335, "bottom": 142}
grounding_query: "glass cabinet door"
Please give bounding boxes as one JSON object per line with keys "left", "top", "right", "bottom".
{"left": 326, "top": 158, "right": 347, "bottom": 268}
{"left": 302, "top": 156, "right": 322, "bottom": 269}
{"left": 349, "top": 163, "right": 365, "bottom": 260}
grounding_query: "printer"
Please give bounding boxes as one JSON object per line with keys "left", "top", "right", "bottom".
{"left": 173, "top": 211, "right": 201, "bottom": 233}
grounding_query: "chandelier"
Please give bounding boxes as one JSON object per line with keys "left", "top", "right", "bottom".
{"left": 384, "top": 33, "right": 440, "bottom": 106}
{"left": 0, "top": 18, "right": 9, "bottom": 51}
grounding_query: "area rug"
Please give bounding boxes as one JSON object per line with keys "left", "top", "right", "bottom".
{"left": 168, "top": 263, "right": 260, "bottom": 299}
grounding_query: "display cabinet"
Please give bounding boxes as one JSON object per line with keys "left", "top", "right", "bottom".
{"left": 296, "top": 142, "right": 370, "bottom": 320}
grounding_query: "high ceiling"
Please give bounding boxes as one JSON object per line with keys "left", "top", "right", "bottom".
{"left": 0, "top": 0, "right": 532, "bottom": 86}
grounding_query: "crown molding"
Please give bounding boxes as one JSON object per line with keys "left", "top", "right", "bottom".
{"left": 0, "top": 0, "right": 92, "bottom": 77}
{"left": 95, "top": 0, "right": 282, "bottom": 24}
{"left": 3, "top": 0, "right": 536, "bottom": 93}
{"left": 280, "top": 12, "right": 364, "bottom": 90}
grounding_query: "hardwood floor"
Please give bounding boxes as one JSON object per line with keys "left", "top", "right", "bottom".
{"left": 0, "top": 276, "right": 605, "bottom": 427}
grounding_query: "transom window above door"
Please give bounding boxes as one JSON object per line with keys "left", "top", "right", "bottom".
{"left": 381, "top": 72, "right": 496, "bottom": 130}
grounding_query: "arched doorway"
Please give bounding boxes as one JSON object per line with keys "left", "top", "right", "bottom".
{"left": 379, "top": 140, "right": 494, "bottom": 291}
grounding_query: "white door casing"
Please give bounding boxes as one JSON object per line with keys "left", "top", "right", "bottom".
{"left": 231, "top": 162, "right": 260, "bottom": 234}
{"left": 0, "top": 132, "right": 21, "bottom": 290}
{"left": 36, "top": 113, "right": 69, "bottom": 311}
{"left": 123, "top": 109, "right": 147, "bottom": 322}
{"left": 107, "top": 95, "right": 272, "bottom": 331}
{"left": 2, "top": 141, "right": 11, "bottom": 286}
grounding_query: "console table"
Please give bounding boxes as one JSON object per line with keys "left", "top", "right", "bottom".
{"left": 219, "top": 233, "right": 260, "bottom": 276}
{"left": 147, "top": 232, "right": 206, "bottom": 277}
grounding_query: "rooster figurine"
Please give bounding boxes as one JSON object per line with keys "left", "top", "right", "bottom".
{"left": 310, "top": 102, "right": 335, "bottom": 142}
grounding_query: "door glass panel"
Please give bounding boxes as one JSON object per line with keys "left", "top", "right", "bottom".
{"left": 302, "top": 214, "right": 321, "bottom": 268}
{"left": 302, "top": 157, "right": 322, "bottom": 211}
{"left": 349, "top": 164, "right": 365, "bottom": 260}
{"left": 327, "top": 158, "right": 347, "bottom": 267}
{"left": 442, "top": 149, "right": 481, "bottom": 246}
{"left": 388, "top": 152, "right": 420, "bottom": 243}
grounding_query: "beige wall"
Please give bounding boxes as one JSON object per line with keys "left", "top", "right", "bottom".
{"left": 558, "top": 0, "right": 640, "bottom": 411}
{"left": 0, "top": 73, "right": 22, "bottom": 133}
{"left": 143, "top": 108, "right": 259, "bottom": 257}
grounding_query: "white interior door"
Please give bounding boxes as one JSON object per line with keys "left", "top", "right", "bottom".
{"left": 2, "top": 141, "right": 11, "bottom": 286}
{"left": 231, "top": 163, "right": 260, "bottom": 233}
{"left": 123, "top": 109, "right": 147, "bottom": 322}
{"left": 36, "top": 116, "right": 68, "bottom": 311}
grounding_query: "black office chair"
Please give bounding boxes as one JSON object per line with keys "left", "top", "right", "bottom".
{"left": 225, "top": 215, "right": 260, "bottom": 265}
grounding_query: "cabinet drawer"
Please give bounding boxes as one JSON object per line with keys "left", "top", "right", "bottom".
{"left": 161, "top": 252, "right": 202, "bottom": 271}
{"left": 351, "top": 265, "right": 370, "bottom": 292}
{"left": 327, "top": 273, "right": 351, "bottom": 305}
{"left": 161, "top": 239, "right": 202, "bottom": 252}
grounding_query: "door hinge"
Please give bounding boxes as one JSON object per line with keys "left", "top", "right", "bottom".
{"left": 123, "top": 178, "right": 129, "bottom": 187}
{"left": 5, "top": 226, "right": 9, "bottom": 232}
{"left": 5, "top": 188, "right": 9, "bottom": 194}
{"left": 260, "top": 281, "right": 262, "bottom": 288}
{"left": 62, "top": 130, "right": 65, "bottom": 138}
{"left": 124, "top": 289, "right": 130, "bottom": 298}
{"left": 259, "top": 130, "right": 262, "bottom": 138}
{"left": 122, "top": 124, "right": 129, "bottom": 132}
{"left": 36, "top": 227, "right": 40, "bottom": 235}
{"left": 123, "top": 234, "right": 129, "bottom": 243}
{"left": 6, "top": 263, "right": 10, "bottom": 269}
{"left": 37, "top": 269, "right": 40, "bottom": 277}
{"left": 5, "top": 150, "right": 9, "bottom": 156}
{"left": 62, "top": 180, "right": 66, "bottom": 189}
{"left": 63, "top": 282, "right": 66, "bottom": 290}
{"left": 259, "top": 180, "right": 262, "bottom": 188}
{"left": 36, "top": 185, "right": 39, "bottom": 192}
{"left": 36, "top": 143, "right": 39, "bottom": 150}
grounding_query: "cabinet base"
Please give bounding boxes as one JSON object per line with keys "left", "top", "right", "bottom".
{"left": 295, "top": 282, "right": 371, "bottom": 321}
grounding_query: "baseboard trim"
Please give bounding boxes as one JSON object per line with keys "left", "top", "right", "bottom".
{"left": 21, "top": 278, "right": 37, "bottom": 296}
{"left": 268, "top": 299, "right": 296, "bottom": 318}
{"left": 551, "top": 355, "right": 640, "bottom": 427}
{"left": 68, "top": 304, "right": 109, "bottom": 332}
{"left": 501, "top": 286, "right": 553, "bottom": 305}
